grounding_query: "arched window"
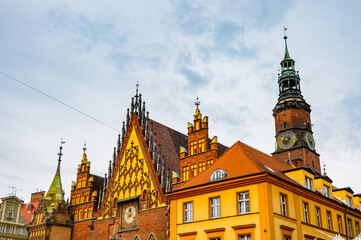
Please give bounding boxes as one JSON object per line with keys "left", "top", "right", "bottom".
{"left": 134, "top": 236, "right": 140, "bottom": 240}
{"left": 148, "top": 234, "right": 156, "bottom": 240}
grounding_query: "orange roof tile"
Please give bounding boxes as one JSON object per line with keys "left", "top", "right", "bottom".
{"left": 177, "top": 141, "right": 293, "bottom": 190}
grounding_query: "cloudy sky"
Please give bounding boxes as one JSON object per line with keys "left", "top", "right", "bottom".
{"left": 1, "top": 1, "right": 361, "bottom": 202}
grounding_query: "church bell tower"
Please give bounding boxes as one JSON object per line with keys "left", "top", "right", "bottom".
{"left": 272, "top": 31, "right": 321, "bottom": 173}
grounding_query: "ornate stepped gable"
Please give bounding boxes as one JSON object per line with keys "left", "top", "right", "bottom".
{"left": 98, "top": 93, "right": 188, "bottom": 219}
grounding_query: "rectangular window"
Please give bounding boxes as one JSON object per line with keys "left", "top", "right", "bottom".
{"left": 238, "top": 192, "right": 250, "bottom": 214}
{"left": 303, "top": 202, "right": 309, "bottom": 223}
{"left": 346, "top": 196, "right": 353, "bottom": 208}
{"left": 326, "top": 211, "right": 332, "bottom": 231}
{"left": 280, "top": 194, "right": 287, "bottom": 217}
{"left": 305, "top": 176, "right": 313, "bottom": 190}
{"left": 239, "top": 235, "right": 251, "bottom": 240}
{"left": 206, "top": 160, "right": 214, "bottom": 168}
{"left": 356, "top": 221, "right": 360, "bottom": 235}
{"left": 315, "top": 207, "right": 321, "bottom": 227}
{"left": 337, "top": 215, "right": 343, "bottom": 234}
{"left": 190, "top": 141, "right": 196, "bottom": 155}
{"left": 182, "top": 166, "right": 189, "bottom": 181}
{"left": 210, "top": 197, "right": 220, "bottom": 219}
{"left": 0, "top": 225, "right": 5, "bottom": 232}
{"left": 190, "top": 164, "right": 197, "bottom": 177}
{"left": 198, "top": 162, "right": 205, "bottom": 173}
{"left": 348, "top": 218, "right": 353, "bottom": 238}
{"left": 184, "top": 202, "right": 193, "bottom": 223}
{"left": 323, "top": 185, "right": 330, "bottom": 198}
{"left": 9, "top": 226, "right": 15, "bottom": 234}
{"left": 7, "top": 212, "right": 14, "bottom": 219}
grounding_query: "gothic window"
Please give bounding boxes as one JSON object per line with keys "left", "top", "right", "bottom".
{"left": 148, "top": 234, "right": 156, "bottom": 240}
{"left": 134, "top": 236, "right": 140, "bottom": 240}
{"left": 283, "top": 122, "right": 287, "bottom": 128}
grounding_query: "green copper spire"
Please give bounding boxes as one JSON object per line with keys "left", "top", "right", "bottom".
{"left": 284, "top": 36, "right": 291, "bottom": 60}
{"left": 44, "top": 140, "right": 65, "bottom": 213}
{"left": 277, "top": 29, "right": 303, "bottom": 101}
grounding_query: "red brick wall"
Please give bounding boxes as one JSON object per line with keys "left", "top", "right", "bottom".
{"left": 88, "top": 207, "right": 169, "bottom": 240}
{"left": 274, "top": 108, "right": 311, "bottom": 134}
{"left": 72, "top": 219, "right": 93, "bottom": 240}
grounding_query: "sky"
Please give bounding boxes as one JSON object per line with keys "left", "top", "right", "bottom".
{"left": 1, "top": 0, "right": 361, "bottom": 202}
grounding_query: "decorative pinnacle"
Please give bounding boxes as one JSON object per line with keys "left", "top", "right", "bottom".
{"left": 135, "top": 81, "right": 139, "bottom": 102}
{"left": 195, "top": 96, "right": 200, "bottom": 109}
{"left": 83, "top": 142, "right": 87, "bottom": 153}
{"left": 323, "top": 162, "right": 327, "bottom": 176}
{"left": 57, "top": 138, "right": 65, "bottom": 171}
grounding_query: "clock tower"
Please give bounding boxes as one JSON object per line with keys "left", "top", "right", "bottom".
{"left": 272, "top": 32, "right": 321, "bottom": 174}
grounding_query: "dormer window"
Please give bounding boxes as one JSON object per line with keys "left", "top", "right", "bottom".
{"left": 346, "top": 196, "right": 353, "bottom": 207}
{"left": 210, "top": 169, "right": 228, "bottom": 182}
{"left": 305, "top": 176, "right": 313, "bottom": 190}
{"left": 323, "top": 185, "right": 330, "bottom": 198}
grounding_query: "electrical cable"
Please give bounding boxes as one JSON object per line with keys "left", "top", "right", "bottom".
{"left": 0, "top": 71, "right": 120, "bottom": 132}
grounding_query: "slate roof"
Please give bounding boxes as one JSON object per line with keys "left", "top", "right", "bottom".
{"left": 150, "top": 119, "right": 188, "bottom": 173}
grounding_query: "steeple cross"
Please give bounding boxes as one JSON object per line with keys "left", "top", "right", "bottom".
{"left": 195, "top": 97, "right": 200, "bottom": 109}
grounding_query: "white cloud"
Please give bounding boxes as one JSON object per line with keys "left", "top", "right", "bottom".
{"left": 1, "top": 0, "right": 361, "bottom": 201}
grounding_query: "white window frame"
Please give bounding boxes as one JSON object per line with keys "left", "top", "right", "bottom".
{"left": 346, "top": 196, "right": 353, "bottom": 208}
{"left": 239, "top": 235, "right": 251, "bottom": 240}
{"left": 356, "top": 221, "right": 360, "bottom": 235}
{"left": 323, "top": 185, "right": 330, "bottom": 198}
{"left": 238, "top": 192, "right": 250, "bottom": 214}
{"left": 303, "top": 202, "right": 309, "bottom": 223}
{"left": 305, "top": 176, "right": 313, "bottom": 190}
{"left": 184, "top": 202, "right": 193, "bottom": 223}
{"left": 327, "top": 211, "right": 332, "bottom": 231}
{"left": 337, "top": 215, "right": 343, "bottom": 234}
{"left": 280, "top": 194, "right": 287, "bottom": 217}
{"left": 210, "top": 197, "right": 220, "bottom": 219}
{"left": 315, "top": 207, "right": 321, "bottom": 227}
{"left": 348, "top": 219, "right": 353, "bottom": 238}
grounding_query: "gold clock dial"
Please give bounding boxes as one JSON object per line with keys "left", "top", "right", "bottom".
{"left": 121, "top": 202, "right": 138, "bottom": 229}
{"left": 304, "top": 132, "right": 315, "bottom": 150}
{"left": 277, "top": 131, "right": 297, "bottom": 150}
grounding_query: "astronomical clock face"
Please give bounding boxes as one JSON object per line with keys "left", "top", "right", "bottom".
{"left": 277, "top": 131, "right": 297, "bottom": 150}
{"left": 304, "top": 132, "right": 315, "bottom": 150}
{"left": 121, "top": 201, "right": 138, "bottom": 230}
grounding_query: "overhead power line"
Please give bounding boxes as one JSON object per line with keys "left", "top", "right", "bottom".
{"left": 0, "top": 71, "right": 120, "bottom": 132}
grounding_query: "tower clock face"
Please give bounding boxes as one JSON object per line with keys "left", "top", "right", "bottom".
{"left": 277, "top": 131, "right": 297, "bottom": 150}
{"left": 304, "top": 132, "right": 315, "bottom": 150}
{"left": 121, "top": 202, "right": 138, "bottom": 229}
{"left": 124, "top": 206, "right": 136, "bottom": 223}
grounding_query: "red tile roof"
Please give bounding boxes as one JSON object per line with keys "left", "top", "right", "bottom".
{"left": 177, "top": 141, "right": 292, "bottom": 190}
{"left": 21, "top": 201, "right": 39, "bottom": 225}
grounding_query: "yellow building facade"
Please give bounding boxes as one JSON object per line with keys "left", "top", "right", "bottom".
{"left": 166, "top": 35, "right": 361, "bottom": 240}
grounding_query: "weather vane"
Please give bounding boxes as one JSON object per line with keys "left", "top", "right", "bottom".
{"left": 283, "top": 26, "right": 288, "bottom": 39}
{"left": 195, "top": 96, "right": 200, "bottom": 109}
{"left": 83, "top": 142, "right": 87, "bottom": 153}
